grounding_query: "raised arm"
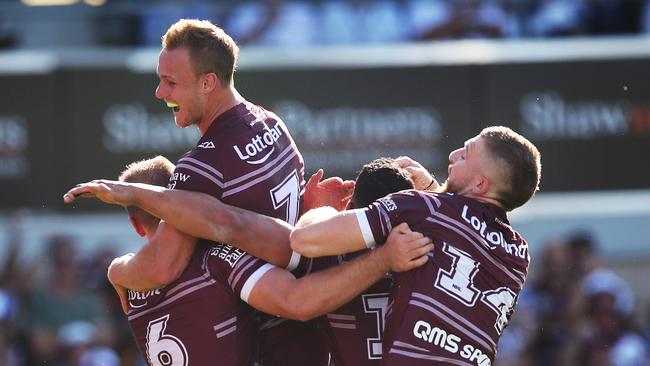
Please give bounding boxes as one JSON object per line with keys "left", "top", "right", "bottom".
{"left": 249, "top": 223, "right": 433, "bottom": 321}
{"left": 64, "top": 180, "right": 293, "bottom": 267}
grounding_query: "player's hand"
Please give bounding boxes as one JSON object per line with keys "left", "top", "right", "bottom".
{"left": 377, "top": 223, "right": 433, "bottom": 272}
{"left": 395, "top": 156, "right": 439, "bottom": 191}
{"left": 303, "top": 169, "right": 355, "bottom": 212}
{"left": 63, "top": 180, "right": 134, "bottom": 206}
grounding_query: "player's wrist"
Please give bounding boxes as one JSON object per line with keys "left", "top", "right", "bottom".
{"left": 423, "top": 175, "right": 438, "bottom": 190}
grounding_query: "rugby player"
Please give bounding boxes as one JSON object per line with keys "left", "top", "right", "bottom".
{"left": 291, "top": 126, "right": 542, "bottom": 366}
{"left": 108, "top": 18, "right": 329, "bottom": 365}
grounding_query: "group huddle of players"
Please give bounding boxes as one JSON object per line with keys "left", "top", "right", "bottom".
{"left": 64, "top": 18, "right": 541, "bottom": 366}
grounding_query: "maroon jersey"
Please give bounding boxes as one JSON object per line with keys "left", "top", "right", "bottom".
{"left": 168, "top": 101, "right": 327, "bottom": 366}
{"left": 127, "top": 242, "right": 275, "bottom": 366}
{"left": 357, "top": 190, "right": 529, "bottom": 366}
{"left": 307, "top": 252, "right": 392, "bottom": 366}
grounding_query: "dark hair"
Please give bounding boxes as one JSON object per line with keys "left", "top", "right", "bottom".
{"left": 162, "top": 19, "right": 239, "bottom": 87}
{"left": 480, "top": 126, "right": 541, "bottom": 211}
{"left": 118, "top": 156, "right": 175, "bottom": 227}
{"left": 350, "top": 157, "right": 414, "bottom": 208}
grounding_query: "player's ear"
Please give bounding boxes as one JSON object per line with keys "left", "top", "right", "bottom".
{"left": 201, "top": 73, "right": 219, "bottom": 93}
{"left": 474, "top": 175, "right": 490, "bottom": 195}
{"left": 129, "top": 216, "right": 147, "bottom": 238}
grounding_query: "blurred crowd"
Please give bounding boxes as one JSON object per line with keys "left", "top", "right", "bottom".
{"left": 3, "top": 0, "right": 650, "bottom": 49}
{"left": 497, "top": 233, "right": 650, "bottom": 366}
{"left": 1, "top": 213, "right": 649, "bottom": 365}
{"left": 0, "top": 216, "right": 140, "bottom": 366}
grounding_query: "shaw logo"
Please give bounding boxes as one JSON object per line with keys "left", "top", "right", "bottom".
{"left": 198, "top": 141, "right": 215, "bottom": 149}
{"left": 233, "top": 123, "right": 283, "bottom": 165}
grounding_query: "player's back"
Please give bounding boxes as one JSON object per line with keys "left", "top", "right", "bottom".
{"left": 358, "top": 190, "right": 529, "bottom": 366}
{"left": 307, "top": 252, "right": 391, "bottom": 366}
{"left": 127, "top": 242, "right": 259, "bottom": 366}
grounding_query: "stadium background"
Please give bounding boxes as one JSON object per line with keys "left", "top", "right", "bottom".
{"left": 0, "top": 0, "right": 649, "bottom": 365}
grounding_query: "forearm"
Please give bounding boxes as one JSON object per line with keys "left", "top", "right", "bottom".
{"left": 108, "top": 223, "right": 196, "bottom": 291}
{"left": 290, "top": 209, "right": 367, "bottom": 257}
{"left": 130, "top": 187, "right": 293, "bottom": 267}
{"left": 256, "top": 249, "right": 389, "bottom": 321}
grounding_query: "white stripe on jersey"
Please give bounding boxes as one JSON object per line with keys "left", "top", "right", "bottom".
{"left": 329, "top": 323, "right": 357, "bottom": 330}
{"left": 355, "top": 210, "right": 376, "bottom": 248}
{"left": 128, "top": 279, "right": 217, "bottom": 321}
{"left": 286, "top": 251, "right": 301, "bottom": 272}
{"left": 389, "top": 346, "right": 473, "bottom": 366}
{"left": 224, "top": 144, "right": 294, "bottom": 188}
{"left": 411, "top": 292, "right": 496, "bottom": 351}
{"left": 416, "top": 191, "right": 440, "bottom": 215}
{"left": 214, "top": 316, "right": 237, "bottom": 332}
{"left": 240, "top": 263, "right": 275, "bottom": 303}
{"left": 178, "top": 156, "right": 224, "bottom": 179}
{"left": 408, "top": 299, "right": 494, "bottom": 352}
{"left": 223, "top": 148, "right": 298, "bottom": 198}
{"left": 176, "top": 163, "right": 224, "bottom": 188}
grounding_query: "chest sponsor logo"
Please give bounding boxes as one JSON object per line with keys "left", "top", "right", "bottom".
{"left": 413, "top": 321, "right": 491, "bottom": 366}
{"left": 232, "top": 123, "right": 283, "bottom": 165}
{"left": 128, "top": 288, "right": 162, "bottom": 309}
{"left": 460, "top": 205, "right": 527, "bottom": 259}
{"left": 210, "top": 243, "right": 246, "bottom": 268}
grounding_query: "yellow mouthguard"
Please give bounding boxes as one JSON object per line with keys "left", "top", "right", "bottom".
{"left": 166, "top": 102, "right": 178, "bottom": 108}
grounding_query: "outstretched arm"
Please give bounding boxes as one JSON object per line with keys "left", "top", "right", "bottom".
{"left": 64, "top": 180, "right": 293, "bottom": 267}
{"left": 290, "top": 207, "right": 369, "bottom": 257}
{"left": 249, "top": 223, "right": 433, "bottom": 321}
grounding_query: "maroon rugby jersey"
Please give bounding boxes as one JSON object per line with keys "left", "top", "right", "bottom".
{"left": 356, "top": 190, "right": 529, "bottom": 366}
{"left": 168, "top": 101, "right": 328, "bottom": 366}
{"left": 307, "top": 252, "right": 392, "bottom": 366}
{"left": 127, "top": 242, "right": 274, "bottom": 366}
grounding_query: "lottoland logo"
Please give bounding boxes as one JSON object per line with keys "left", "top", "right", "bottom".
{"left": 233, "top": 123, "right": 283, "bottom": 165}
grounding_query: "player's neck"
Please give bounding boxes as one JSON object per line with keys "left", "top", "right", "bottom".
{"left": 197, "top": 86, "right": 244, "bottom": 135}
{"left": 470, "top": 193, "right": 505, "bottom": 211}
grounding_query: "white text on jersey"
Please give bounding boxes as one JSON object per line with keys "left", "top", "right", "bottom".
{"left": 232, "top": 123, "right": 283, "bottom": 165}
{"left": 460, "top": 205, "right": 527, "bottom": 259}
{"left": 413, "top": 321, "right": 491, "bottom": 366}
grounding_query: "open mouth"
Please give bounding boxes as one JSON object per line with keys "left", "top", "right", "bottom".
{"left": 166, "top": 101, "right": 180, "bottom": 113}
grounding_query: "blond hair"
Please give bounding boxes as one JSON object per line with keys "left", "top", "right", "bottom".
{"left": 119, "top": 156, "right": 175, "bottom": 227}
{"left": 162, "top": 19, "right": 239, "bottom": 87}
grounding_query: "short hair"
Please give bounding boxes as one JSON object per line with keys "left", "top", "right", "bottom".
{"left": 350, "top": 157, "right": 414, "bottom": 209}
{"left": 118, "top": 156, "right": 175, "bottom": 227}
{"left": 480, "top": 126, "right": 541, "bottom": 211}
{"left": 162, "top": 19, "right": 239, "bottom": 87}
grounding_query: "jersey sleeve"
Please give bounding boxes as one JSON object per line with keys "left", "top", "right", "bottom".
{"left": 168, "top": 148, "right": 225, "bottom": 198}
{"left": 355, "top": 190, "right": 426, "bottom": 248}
{"left": 206, "top": 243, "right": 278, "bottom": 303}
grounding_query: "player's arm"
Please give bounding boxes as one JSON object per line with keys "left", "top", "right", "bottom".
{"left": 248, "top": 223, "right": 432, "bottom": 321}
{"left": 64, "top": 180, "right": 293, "bottom": 267}
{"left": 290, "top": 206, "right": 370, "bottom": 257}
{"left": 107, "top": 221, "right": 196, "bottom": 291}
